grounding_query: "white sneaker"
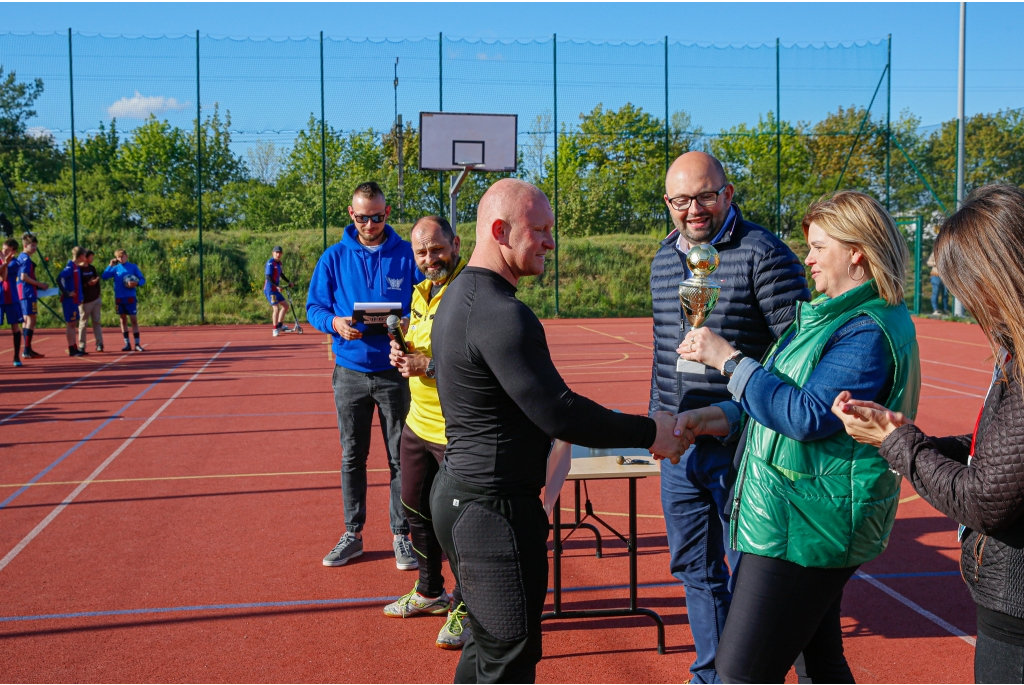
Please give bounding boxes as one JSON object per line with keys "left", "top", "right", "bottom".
{"left": 272, "top": 328, "right": 279, "bottom": 337}
{"left": 383, "top": 585, "right": 450, "bottom": 618}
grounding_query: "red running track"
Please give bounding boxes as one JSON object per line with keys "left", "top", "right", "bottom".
{"left": 0, "top": 318, "right": 991, "bottom": 682}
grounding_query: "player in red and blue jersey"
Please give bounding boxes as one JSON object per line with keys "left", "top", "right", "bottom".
{"left": 265, "top": 246, "right": 294, "bottom": 337}
{"left": 1, "top": 238, "right": 24, "bottom": 367}
{"left": 58, "top": 247, "right": 87, "bottom": 357}
{"left": 17, "top": 233, "right": 48, "bottom": 359}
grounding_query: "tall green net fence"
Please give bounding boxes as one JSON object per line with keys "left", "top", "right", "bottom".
{"left": 0, "top": 32, "right": 977, "bottom": 324}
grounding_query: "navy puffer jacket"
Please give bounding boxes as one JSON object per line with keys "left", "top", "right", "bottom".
{"left": 649, "top": 206, "right": 811, "bottom": 415}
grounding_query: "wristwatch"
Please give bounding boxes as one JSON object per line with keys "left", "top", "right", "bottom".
{"left": 721, "top": 352, "right": 744, "bottom": 378}
{"left": 425, "top": 359, "right": 436, "bottom": 380}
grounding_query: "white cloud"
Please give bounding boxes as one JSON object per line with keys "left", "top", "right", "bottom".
{"left": 25, "top": 126, "right": 53, "bottom": 139}
{"left": 107, "top": 91, "right": 188, "bottom": 120}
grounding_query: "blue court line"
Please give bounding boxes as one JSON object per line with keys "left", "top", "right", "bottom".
{"left": 0, "top": 572, "right": 962, "bottom": 624}
{"left": 0, "top": 359, "right": 190, "bottom": 511}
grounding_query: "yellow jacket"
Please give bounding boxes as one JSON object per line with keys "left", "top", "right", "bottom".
{"left": 405, "top": 258, "right": 467, "bottom": 445}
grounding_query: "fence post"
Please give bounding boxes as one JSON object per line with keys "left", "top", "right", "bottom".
{"left": 664, "top": 36, "right": 670, "bottom": 235}
{"left": 320, "top": 31, "right": 328, "bottom": 253}
{"left": 886, "top": 34, "right": 892, "bottom": 212}
{"left": 68, "top": 28, "right": 79, "bottom": 245}
{"left": 195, "top": 30, "right": 204, "bottom": 324}
{"left": 553, "top": 34, "right": 559, "bottom": 317}
{"left": 775, "top": 38, "right": 781, "bottom": 237}
{"left": 438, "top": 32, "right": 444, "bottom": 219}
{"left": 914, "top": 216, "right": 923, "bottom": 316}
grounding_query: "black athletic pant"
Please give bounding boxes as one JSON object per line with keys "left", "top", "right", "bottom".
{"left": 431, "top": 468, "right": 549, "bottom": 684}
{"left": 716, "top": 553, "right": 858, "bottom": 684}
{"left": 400, "top": 424, "right": 461, "bottom": 605}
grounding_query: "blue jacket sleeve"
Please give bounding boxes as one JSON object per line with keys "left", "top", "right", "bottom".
{"left": 754, "top": 244, "right": 811, "bottom": 338}
{"left": 133, "top": 264, "right": 146, "bottom": 287}
{"left": 305, "top": 253, "right": 337, "bottom": 336}
{"left": 734, "top": 316, "right": 894, "bottom": 442}
{"left": 101, "top": 265, "right": 117, "bottom": 280}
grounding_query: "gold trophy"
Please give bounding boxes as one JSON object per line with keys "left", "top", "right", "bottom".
{"left": 676, "top": 244, "right": 722, "bottom": 374}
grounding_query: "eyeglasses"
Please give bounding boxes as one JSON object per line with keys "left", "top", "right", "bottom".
{"left": 666, "top": 185, "right": 728, "bottom": 211}
{"left": 353, "top": 214, "right": 386, "bottom": 225}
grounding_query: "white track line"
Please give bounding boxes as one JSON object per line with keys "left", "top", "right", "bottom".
{"left": 920, "top": 382, "right": 985, "bottom": 399}
{"left": 0, "top": 343, "right": 230, "bottom": 574}
{"left": 0, "top": 354, "right": 129, "bottom": 426}
{"left": 854, "top": 570, "right": 976, "bottom": 646}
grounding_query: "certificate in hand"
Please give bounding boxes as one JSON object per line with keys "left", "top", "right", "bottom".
{"left": 352, "top": 302, "right": 402, "bottom": 336}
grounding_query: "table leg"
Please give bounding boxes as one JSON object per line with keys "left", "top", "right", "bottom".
{"left": 552, "top": 493, "right": 562, "bottom": 615}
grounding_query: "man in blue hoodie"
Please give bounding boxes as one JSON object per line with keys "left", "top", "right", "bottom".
{"left": 307, "top": 181, "right": 423, "bottom": 571}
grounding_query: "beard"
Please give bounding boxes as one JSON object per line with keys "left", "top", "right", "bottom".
{"left": 672, "top": 210, "right": 723, "bottom": 245}
{"left": 423, "top": 253, "right": 459, "bottom": 282}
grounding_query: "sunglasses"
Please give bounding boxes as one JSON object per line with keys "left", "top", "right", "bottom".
{"left": 353, "top": 214, "right": 387, "bottom": 225}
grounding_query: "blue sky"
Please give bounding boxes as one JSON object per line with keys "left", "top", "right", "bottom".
{"left": 2, "top": 2, "right": 1022, "bottom": 147}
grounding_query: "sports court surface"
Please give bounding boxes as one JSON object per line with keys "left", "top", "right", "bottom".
{"left": 0, "top": 317, "right": 988, "bottom": 682}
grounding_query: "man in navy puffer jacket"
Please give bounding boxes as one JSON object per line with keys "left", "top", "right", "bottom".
{"left": 651, "top": 152, "right": 810, "bottom": 683}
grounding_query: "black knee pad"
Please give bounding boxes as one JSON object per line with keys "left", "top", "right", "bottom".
{"left": 452, "top": 502, "right": 528, "bottom": 643}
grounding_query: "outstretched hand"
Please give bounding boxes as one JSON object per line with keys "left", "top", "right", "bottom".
{"left": 678, "top": 327, "right": 736, "bottom": 372}
{"left": 649, "top": 411, "right": 694, "bottom": 464}
{"left": 831, "top": 390, "right": 912, "bottom": 447}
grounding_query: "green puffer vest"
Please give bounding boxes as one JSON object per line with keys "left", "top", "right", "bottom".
{"left": 730, "top": 280, "right": 921, "bottom": 568}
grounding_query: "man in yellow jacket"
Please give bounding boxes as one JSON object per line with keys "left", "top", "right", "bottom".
{"left": 384, "top": 215, "right": 469, "bottom": 650}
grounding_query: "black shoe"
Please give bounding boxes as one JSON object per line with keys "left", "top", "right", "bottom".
{"left": 122, "top": 343, "right": 132, "bottom": 352}
{"left": 77, "top": 348, "right": 89, "bottom": 356}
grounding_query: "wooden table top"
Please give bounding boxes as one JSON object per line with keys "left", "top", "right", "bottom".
{"left": 567, "top": 455, "right": 661, "bottom": 481}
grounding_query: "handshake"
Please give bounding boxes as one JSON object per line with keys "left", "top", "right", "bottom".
{"left": 645, "top": 406, "right": 729, "bottom": 464}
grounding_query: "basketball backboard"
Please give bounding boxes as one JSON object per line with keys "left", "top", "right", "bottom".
{"left": 418, "top": 112, "right": 517, "bottom": 172}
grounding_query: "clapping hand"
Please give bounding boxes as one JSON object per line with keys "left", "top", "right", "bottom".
{"left": 649, "top": 411, "right": 695, "bottom": 464}
{"left": 831, "top": 391, "right": 912, "bottom": 447}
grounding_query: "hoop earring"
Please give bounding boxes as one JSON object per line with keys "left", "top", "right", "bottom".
{"left": 848, "top": 262, "right": 866, "bottom": 282}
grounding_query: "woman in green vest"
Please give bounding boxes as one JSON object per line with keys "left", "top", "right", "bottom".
{"left": 674, "top": 190, "right": 921, "bottom": 683}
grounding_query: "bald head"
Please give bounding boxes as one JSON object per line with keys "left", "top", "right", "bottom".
{"left": 470, "top": 178, "right": 555, "bottom": 284}
{"left": 664, "top": 151, "right": 733, "bottom": 244}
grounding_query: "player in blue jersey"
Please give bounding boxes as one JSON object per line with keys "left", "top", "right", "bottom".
{"left": 1, "top": 238, "right": 25, "bottom": 367}
{"left": 58, "top": 247, "right": 87, "bottom": 357}
{"left": 102, "top": 248, "right": 146, "bottom": 352}
{"left": 265, "top": 246, "right": 294, "bottom": 337}
{"left": 17, "top": 233, "right": 49, "bottom": 359}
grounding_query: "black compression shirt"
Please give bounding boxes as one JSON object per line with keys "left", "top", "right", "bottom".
{"left": 432, "top": 266, "right": 657, "bottom": 493}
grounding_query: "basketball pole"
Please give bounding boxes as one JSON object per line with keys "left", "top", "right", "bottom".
{"left": 449, "top": 164, "right": 476, "bottom": 234}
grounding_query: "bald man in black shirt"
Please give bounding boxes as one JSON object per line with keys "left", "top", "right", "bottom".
{"left": 431, "top": 179, "right": 690, "bottom": 683}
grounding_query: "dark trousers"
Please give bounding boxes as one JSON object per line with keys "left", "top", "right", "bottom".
{"left": 716, "top": 553, "right": 857, "bottom": 684}
{"left": 401, "top": 424, "right": 461, "bottom": 604}
{"left": 977, "top": 626, "right": 1024, "bottom": 683}
{"left": 431, "top": 469, "right": 549, "bottom": 684}
{"left": 331, "top": 364, "right": 409, "bottom": 535}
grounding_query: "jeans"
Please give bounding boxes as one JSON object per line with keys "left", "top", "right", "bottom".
{"left": 331, "top": 364, "right": 409, "bottom": 535}
{"left": 931, "top": 276, "right": 948, "bottom": 313}
{"left": 661, "top": 437, "right": 741, "bottom": 684}
{"left": 977, "top": 630, "right": 1024, "bottom": 683}
{"left": 431, "top": 468, "right": 549, "bottom": 683}
{"left": 78, "top": 298, "right": 103, "bottom": 349}
{"left": 716, "top": 554, "right": 857, "bottom": 684}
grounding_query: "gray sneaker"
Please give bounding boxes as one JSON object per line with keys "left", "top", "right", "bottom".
{"left": 323, "top": 532, "right": 363, "bottom": 567}
{"left": 383, "top": 585, "right": 450, "bottom": 618}
{"left": 394, "top": 536, "right": 418, "bottom": 570}
{"left": 436, "top": 602, "right": 470, "bottom": 650}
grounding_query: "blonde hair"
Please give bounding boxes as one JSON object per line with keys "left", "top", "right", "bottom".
{"left": 802, "top": 190, "right": 908, "bottom": 306}
{"left": 71, "top": 246, "right": 85, "bottom": 260}
{"left": 937, "top": 184, "right": 1024, "bottom": 391}
{"left": 114, "top": 248, "right": 127, "bottom": 258}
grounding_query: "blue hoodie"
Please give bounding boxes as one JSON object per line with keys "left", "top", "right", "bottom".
{"left": 101, "top": 262, "right": 146, "bottom": 299}
{"left": 306, "top": 224, "right": 422, "bottom": 373}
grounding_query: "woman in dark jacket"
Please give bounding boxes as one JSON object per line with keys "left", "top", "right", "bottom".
{"left": 833, "top": 184, "right": 1024, "bottom": 684}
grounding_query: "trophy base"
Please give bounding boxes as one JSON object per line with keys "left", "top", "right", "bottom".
{"left": 677, "top": 358, "right": 707, "bottom": 375}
